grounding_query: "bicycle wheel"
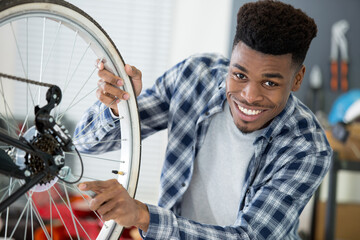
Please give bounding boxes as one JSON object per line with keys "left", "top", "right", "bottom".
{"left": 0, "top": 0, "right": 141, "bottom": 239}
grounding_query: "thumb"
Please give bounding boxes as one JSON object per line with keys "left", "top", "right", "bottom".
{"left": 124, "top": 64, "right": 142, "bottom": 97}
{"left": 125, "top": 64, "right": 142, "bottom": 81}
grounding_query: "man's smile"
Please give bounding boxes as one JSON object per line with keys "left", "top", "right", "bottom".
{"left": 237, "top": 104, "right": 263, "bottom": 116}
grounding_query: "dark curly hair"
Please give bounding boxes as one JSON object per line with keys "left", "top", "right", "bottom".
{"left": 233, "top": 0, "right": 317, "bottom": 66}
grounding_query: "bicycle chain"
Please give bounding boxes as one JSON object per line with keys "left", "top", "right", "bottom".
{"left": 0, "top": 72, "right": 54, "bottom": 87}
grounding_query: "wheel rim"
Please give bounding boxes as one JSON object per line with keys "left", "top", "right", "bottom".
{"left": 0, "top": 2, "right": 141, "bottom": 239}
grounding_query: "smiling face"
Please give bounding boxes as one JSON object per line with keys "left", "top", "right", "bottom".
{"left": 226, "top": 42, "right": 305, "bottom": 133}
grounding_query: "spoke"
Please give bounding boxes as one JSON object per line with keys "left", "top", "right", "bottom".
{"left": 0, "top": 180, "right": 19, "bottom": 202}
{"left": 56, "top": 85, "right": 98, "bottom": 122}
{"left": 53, "top": 185, "right": 93, "bottom": 239}
{"left": 63, "top": 31, "right": 78, "bottom": 92}
{"left": 4, "top": 178, "right": 13, "bottom": 240}
{"left": 0, "top": 113, "right": 19, "bottom": 137}
{"left": 18, "top": 111, "right": 31, "bottom": 137}
{"left": 63, "top": 182, "right": 81, "bottom": 239}
{"left": 10, "top": 22, "right": 27, "bottom": 78}
{"left": 73, "top": 98, "right": 118, "bottom": 139}
{"left": 42, "top": 20, "right": 62, "bottom": 78}
{"left": 73, "top": 175, "right": 102, "bottom": 181}
{"left": 56, "top": 30, "right": 78, "bottom": 119}
{"left": 48, "top": 191, "right": 53, "bottom": 239}
{"left": 25, "top": 18, "right": 33, "bottom": 135}
{"left": 0, "top": 80, "right": 14, "bottom": 135}
{"left": 21, "top": 82, "right": 39, "bottom": 137}
{"left": 57, "top": 65, "right": 97, "bottom": 122}
{"left": 30, "top": 199, "right": 34, "bottom": 240}
{"left": 28, "top": 198, "right": 52, "bottom": 240}
{"left": 62, "top": 42, "right": 91, "bottom": 97}
{"left": 65, "top": 151, "right": 124, "bottom": 163}
{"left": 0, "top": 80, "right": 22, "bottom": 135}
{"left": 26, "top": 192, "right": 52, "bottom": 240}
{"left": 66, "top": 184, "right": 107, "bottom": 228}
{"left": 36, "top": 17, "right": 46, "bottom": 105}
{"left": 74, "top": 138, "right": 127, "bottom": 146}
{"left": 47, "top": 189, "right": 74, "bottom": 240}
{"left": 73, "top": 118, "right": 120, "bottom": 141}
{"left": 22, "top": 82, "right": 37, "bottom": 124}
{"left": 9, "top": 199, "right": 31, "bottom": 239}
{"left": 26, "top": 18, "right": 29, "bottom": 78}
{"left": 24, "top": 202, "right": 29, "bottom": 240}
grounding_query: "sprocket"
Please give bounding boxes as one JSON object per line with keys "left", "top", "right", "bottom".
{"left": 26, "top": 133, "right": 63, "bottom": 185}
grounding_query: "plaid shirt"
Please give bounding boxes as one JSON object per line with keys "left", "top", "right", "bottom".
{"left": 74, "top": 53, "right": 332, "bottom": 240}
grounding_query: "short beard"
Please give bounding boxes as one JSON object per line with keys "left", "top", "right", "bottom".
{"left": 235, "top": 121, "right": 253, "bottom": 134}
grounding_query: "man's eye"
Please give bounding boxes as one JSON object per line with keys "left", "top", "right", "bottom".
{"left": 235, "top": 73, "right": 246, "bottom": 80}
{"left": 264, "top": 81, "right": 278, "bottom": 87}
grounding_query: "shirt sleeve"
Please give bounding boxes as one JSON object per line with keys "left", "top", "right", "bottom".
{"left": 73, "top": 59, "right": 186, "bottom": 153}
{"left": 140, "top": 150, "right": 331, "bottom": 240}
{"left": 136, "top": 59, "right": 186, "bottom": 138}
{"left": 73, "top": 100, "right": 121, "bottom": 153}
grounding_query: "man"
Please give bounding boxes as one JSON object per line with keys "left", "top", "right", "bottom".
{"left": 75, "top": 0, "right": 332, "bottom": 239}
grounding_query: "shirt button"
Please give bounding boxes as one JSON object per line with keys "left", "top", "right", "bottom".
{"left": 182, "top": 183, "right": 186, "bottom": 187}
{"left": 246, "top": 189, "right": 250, "bottom": 194}
{"left": 205, "top": 112, "right": 210, "bottom": 116}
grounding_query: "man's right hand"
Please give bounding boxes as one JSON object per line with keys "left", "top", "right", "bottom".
{"left": 96, "top": 60, "right": 142, "bottom": 116}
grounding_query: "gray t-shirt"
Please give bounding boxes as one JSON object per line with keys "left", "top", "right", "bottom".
{"left": 181, "top": 101, "right": 262, "bottom": 226}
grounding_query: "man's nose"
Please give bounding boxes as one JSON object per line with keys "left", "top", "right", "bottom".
{"left": 240, "top": 83, "right": 263, "bottom": 104}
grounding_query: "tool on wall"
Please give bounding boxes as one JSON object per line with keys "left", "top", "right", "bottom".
{"left": 330, "top": 20, "right": 350, "bottom": 92}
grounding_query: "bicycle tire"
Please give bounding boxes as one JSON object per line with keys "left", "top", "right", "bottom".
{"left": 0, "top": 0, "right": 141, "bottom": 239}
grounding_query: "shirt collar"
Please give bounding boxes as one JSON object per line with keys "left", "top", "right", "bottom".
{"left": 255, "top": 93, "right": 296, "bottom": 144}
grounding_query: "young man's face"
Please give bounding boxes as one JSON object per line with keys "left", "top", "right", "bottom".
{"left": 226, "top": 41, "right": 305, "bottom": 133}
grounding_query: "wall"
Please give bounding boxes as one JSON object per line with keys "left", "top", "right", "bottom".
{"left": 169, "top": 0, "right": 232, "bottom": 66}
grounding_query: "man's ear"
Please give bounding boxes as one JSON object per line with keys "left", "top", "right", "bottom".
{"left": 291, "top": 65, "right": 305, "bottom": 92}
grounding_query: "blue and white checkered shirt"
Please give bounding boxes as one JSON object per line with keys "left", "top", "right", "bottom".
{"left": 74, "top": 53, "right": 332, "bottom": 240}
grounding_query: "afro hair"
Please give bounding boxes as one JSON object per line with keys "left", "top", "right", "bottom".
{"left": 233, "top": 0, "right": 317, "bottom": 65}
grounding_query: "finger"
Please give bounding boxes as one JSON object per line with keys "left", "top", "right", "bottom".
{"left": 125, "top": 64, "right": 142, "bottom": 81}
{"left": 98, "top": 80, "right": 129, "bottom": 101}
{"left": 96, "top": 59, "right": 105, "bottom": 70}
{"left": 88, "top": 180, "right": 125, "bottom": 211}
{"left": 97, "top": 73, "right": 130, "bottom": 101}
{"left": 89, "top": 195, "right": 107, "bottom": 211}
{"left": 78, "top": 180, "right": 109, "bottom": 193}
{"left": 96, "top": 88, "right": 119, "bottom": 107}
{"left": 97, "top": 85, "right": 129, "bottom": 102}
{"left": 101, "top": 205, "right": 121, "bottom": 221}
{"left": 98, "top": 68, "right": 123, "bottom": 87}
{"left": 96, "top": 198, "right": 119, "bottom": 218}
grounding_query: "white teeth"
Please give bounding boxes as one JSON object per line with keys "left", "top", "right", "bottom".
{"left": 237, "top": 104, "right": 262, "bottom": 116}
